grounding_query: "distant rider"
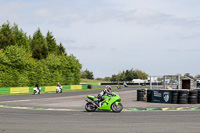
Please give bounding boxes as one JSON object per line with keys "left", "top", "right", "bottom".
{"left": 117, "top": 82, "right": 121, "bottom": 89}
{"left": 97, "top": 86, "right": 114, "bottom": 107}
{"left": 35, "top": 83, "right": 40, "bottom": 92}
{"left": 57, "top": 82, "right": 61, "bottom": 88}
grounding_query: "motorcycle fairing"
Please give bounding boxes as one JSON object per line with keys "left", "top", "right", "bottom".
{"left": 98, "top": 92, "right": 121, "bottom": 110}
{"left": 87, "top": 95, "right": 98, "bottom": 101}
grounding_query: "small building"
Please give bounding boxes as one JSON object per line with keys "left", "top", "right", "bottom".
{"left": 181, "top": 76, "right": 196, "bottom": 89}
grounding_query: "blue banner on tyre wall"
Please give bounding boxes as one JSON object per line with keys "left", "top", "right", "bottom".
{"left": 152, "top": 90, "right": 172, "bottom": 103}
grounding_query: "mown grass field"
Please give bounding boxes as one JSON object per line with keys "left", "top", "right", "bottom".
{"left": 80, "top": 78, "right": 109, "bottom": 83}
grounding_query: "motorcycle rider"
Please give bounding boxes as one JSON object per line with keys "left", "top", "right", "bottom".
{"left": 57, "top": 82, "right": 62, "bottom": 93}
{"left": 35, "top": 83, "right": 40, "bottom": 92}
{"left": 117, "top": 82, "right": 121, "bottom": 89}
{"left": 97, "top": 86, "right": 114, "bottom": 107}
{"left": 57, "top": 82, "right": 61, "bottom": 88}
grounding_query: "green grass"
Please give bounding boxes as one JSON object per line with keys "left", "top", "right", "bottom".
{"left": 0, "top": 93, "right": 33, "bottom": 96}
{"left": 80, "top": 78, "right": 109, "bottom": 83}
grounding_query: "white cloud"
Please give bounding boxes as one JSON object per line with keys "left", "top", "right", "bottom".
{"left": 124, "top": 9, "right": 166, "bottom": 19}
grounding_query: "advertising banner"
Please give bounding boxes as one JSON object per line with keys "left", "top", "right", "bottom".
{"left": 152, "top": 90, "right": 172, "bottom": 103}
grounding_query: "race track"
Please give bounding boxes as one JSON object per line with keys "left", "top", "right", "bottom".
{"left": 0, "top": 87, "right": 200, "bottom": 133}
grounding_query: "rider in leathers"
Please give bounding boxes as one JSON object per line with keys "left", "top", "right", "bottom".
{"left": 97, "top": 86, "right": 113, "bottom": 107}
{"left": 57, "top": 82, "right": 61, "bottom": 88}
{"left": 35, "top": 83, "right": 40, "bottom": 92}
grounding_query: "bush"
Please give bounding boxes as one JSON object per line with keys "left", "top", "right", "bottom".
{"left": 0, "top": 46, "right": 82, "bottom": 87}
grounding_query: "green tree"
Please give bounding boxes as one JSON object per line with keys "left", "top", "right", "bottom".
{"left": 135, "top": 69, "right": 148, "bottom": 79}
{"left": 67, "top": 55, "right": 82, "bottom": 84}
{"left": 0, "top": 45, "right": 33, "bottom": 87}
{"left": 0, "top": 21, "right": 82, "bottom": 87}
{"left": 125, "top": 70, "right": 135, "bottom": 81}
{"left": 81, "top": 69, "right": 94, "bottom": 79}
{"left": 184, "top": 73, "right": 193, "bottom": 78}
{"left": 96, "top": 77, "right": 103, "bottom": 81}
{"left": 111, "top": 68, "right": 148, "bottom": 81}
{"left": 0, "top": 22, "right": 30, "bottom": 50}
{"left": 31, "top": 28, "right": 48, "bottom": 60}
{"left": 12, "top": 23, "right": 30, "bottom": 50}
{"left": 46, "top": 31, "right": 58, "bottom": 54}
{"left": 58, "top": 43, "right": 66, "bottom": 55}
{"left": 110, "top": 74, "right": 120, "bottom": 81}
{"left": 119, "top": 69, "right": 138, "bottom": 81}
{"left": 0, "top": 21, "right": 15, "bottom": 49}
{"left": 104, "top": 77, "right": 111, "bottom": 81}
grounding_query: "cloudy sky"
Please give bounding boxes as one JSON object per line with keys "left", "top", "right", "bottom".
{"left": 1, "top": 0, "right": 200, "bottom": 78}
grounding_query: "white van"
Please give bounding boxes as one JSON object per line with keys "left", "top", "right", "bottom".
{"left": 132, "top": 79, "right": 147, "bottom": 83}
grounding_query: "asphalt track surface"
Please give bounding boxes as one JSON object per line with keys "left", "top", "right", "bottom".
{"left": 1, "top": 87, "right": 200, "bottom": 133}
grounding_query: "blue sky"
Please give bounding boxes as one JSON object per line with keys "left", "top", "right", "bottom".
{"left": 1, "top": 0, "right": 200, "bottom": 78}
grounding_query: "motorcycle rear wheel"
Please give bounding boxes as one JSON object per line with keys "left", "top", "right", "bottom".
{"left": 85, "top": 103, "right": 97, "bottom": 112}
{"left": 111, "top": 102, "right": 123, "bottom": 113}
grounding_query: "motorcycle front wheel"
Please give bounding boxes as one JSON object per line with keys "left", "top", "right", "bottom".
{"left": 111, "top": 102, "right": 123, "bottom": 113}
{"left": 85, "top": 103, "right": 97, "bottom": 112}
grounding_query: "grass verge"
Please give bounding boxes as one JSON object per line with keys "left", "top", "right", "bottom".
{"left": 0, "top": 86, "right": 119, "bottom": 96}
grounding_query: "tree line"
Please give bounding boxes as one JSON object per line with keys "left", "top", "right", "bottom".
{"left": 0, "top": 21, "right": 81, "bottom": 87}
{"left": 81, "top": 68, "right": 148, "bottom": 82}
{"left": 81, "top": 69, "right": 200, "bottom": 82}
{"left": 110, "top": 69, "right": 148, "bottom": 81}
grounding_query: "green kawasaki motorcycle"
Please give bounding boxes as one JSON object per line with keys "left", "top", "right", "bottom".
{"left": 85, "top": 92, "right": 123, "bottom": 113}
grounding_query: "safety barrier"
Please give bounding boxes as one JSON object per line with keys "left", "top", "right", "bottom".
{"left": 101, "top": 82, "right": 162, "bottom": 85}
{"left": 0, "top": 85, "right": 88, "bottom": 94}
{"left": 137, "top": 89, "right": 200, "bottom": 104}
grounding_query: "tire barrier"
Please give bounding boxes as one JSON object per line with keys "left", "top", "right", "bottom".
{"left": 87, "top": 84, "right": 92, "bottom": 89}
{"left": 188, "top": 90, "right": 198, "bottom": 104}
{"left": 137, "top": 89, "right": 145, "bottom": 101}
{"left": 178, "top": 90, "right": 189, "bottom": 104}
{"left": 147, "top": 90, "right": 152, "bottom": 102}
{"left": 140, "top": 89, "right": 200, "bottom": 104}
{"left": 198, "top": 89, "right": 200, "bottom": 103}
{"left": 171, "top": 90, "right": 178, "bottom": 104}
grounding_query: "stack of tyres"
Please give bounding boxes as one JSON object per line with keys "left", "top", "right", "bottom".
{"left": 137, "top": 89, "right": 145, "bottom": 101}
{"left": 188, "top": 90, "right": 198, "bottom": 104}
{"left": 197, "top": 89, "right": 200, "bottom": 103}
{"left": 147, "top": 90, "right": 152, "bottom": 102}
{"left": 178, "top": 90, "right": 189, "bottom": 104}
{"left": 171, "top": 90, "right": 178, "bottom": 104}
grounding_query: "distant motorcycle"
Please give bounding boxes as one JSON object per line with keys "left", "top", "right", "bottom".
{"left": 117, "top": 84, "right": 121, "bottom": 89}
{"left": 33, "top": 87, "right": 41, "bottom": 95}
{"left": 123, "top": 82, "right": 128, "bottom": 87}
{"left": 56, "top": 86, "right": 62, "bottom": 93}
